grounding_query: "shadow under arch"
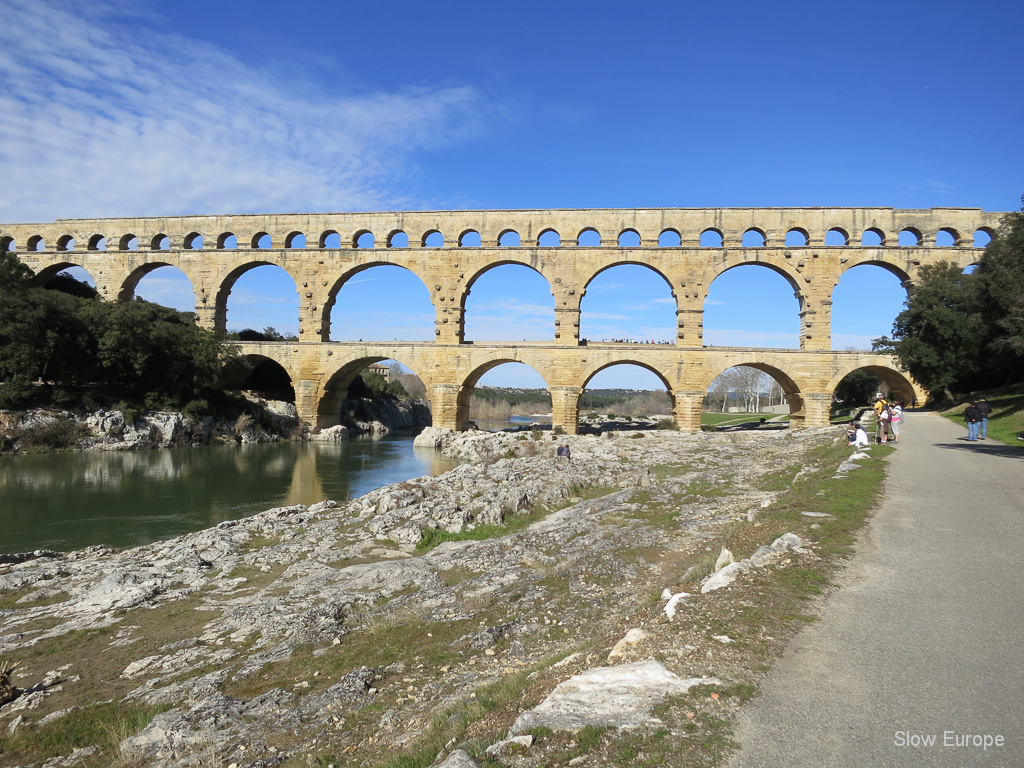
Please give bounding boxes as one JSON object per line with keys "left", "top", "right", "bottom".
{"left": 214, "top": 260, "right": 300, "bottom": 336}
{"left": 700, "top": 360, "right": 805, "bottom": 428}
{"left": 827, "top": 363, "right": 922, "bottom": 411}
{"left": 317, "top": 354, "right": 431, "bottom": 429}
{"left": 242, "top": 354, "right": 296, "bottom": 403}
{"left": 457, "top": 359, "right": 552, "bottom": 431}
{"left": 322, "top": 262, "right": 434, "bottom": 342}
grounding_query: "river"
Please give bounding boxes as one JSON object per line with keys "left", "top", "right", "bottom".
{"left": 0, "top": 435, "right": 459, "bottom": 555}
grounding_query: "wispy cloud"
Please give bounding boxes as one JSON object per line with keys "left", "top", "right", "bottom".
{"left": 0, "top": 0, "right": 492, "bottom": 221}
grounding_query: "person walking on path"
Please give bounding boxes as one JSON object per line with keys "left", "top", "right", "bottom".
{"left": 964, "top": 401, "right": 981, "bottom": 441}
{"left": 976, "top": 397, "right": 992, "bottom": 439}
{"left": 727, "top": 410, "right": 1024, "bottom": 768}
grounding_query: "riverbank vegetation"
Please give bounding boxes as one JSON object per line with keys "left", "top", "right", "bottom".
{"left": 0, "top": 247, "right": 249, "bottom": 415}
{"left": 875, "top": 208, "right": 1024, "bottom": 400}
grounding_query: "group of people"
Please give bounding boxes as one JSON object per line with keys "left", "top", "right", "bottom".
{"left": 963, "top": 398, "right": 992, "bottom": 441}
{"left": 555, "top": 443, "right": 572, "bottom": 466}
{"left": 847, "top": 394, "right": 904, "bottom": 447}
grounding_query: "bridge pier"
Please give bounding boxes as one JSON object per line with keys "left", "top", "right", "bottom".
{"left": 550, "top": 386, "right": 582, "bottom": 434}
{"left": 673, "top": 391, "right": 705, "bottom": 433}
{"left": 429, "top": 383, "right": 463, "bottom": 430}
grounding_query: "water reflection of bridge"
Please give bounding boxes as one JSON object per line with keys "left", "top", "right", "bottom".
{"left": 5, "top": 206, "right": 1001, "bottom": 432}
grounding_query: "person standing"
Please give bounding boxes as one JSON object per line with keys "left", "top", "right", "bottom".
{"left": 878, "top": 405, "right": 891, "bottom": 443}
{"left": 976, "top": 397, "right": 992, "bottom": 439}
{"left": 964, "top": 401, "right": 981, "bottom": 441}
{"left": 889, "top": 402, "right": 902, "bottom": 444}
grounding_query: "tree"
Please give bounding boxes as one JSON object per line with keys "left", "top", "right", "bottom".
{"left": 875, "top": 207, "right": 1024, "bottom": 397}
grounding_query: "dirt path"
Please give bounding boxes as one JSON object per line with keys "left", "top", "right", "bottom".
{"left": 727, "top": 410, "right": 1024, "bottom": 767}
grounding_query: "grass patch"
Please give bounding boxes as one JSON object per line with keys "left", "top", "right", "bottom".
{"left": 938, "top": 384, "right": 1024, "bottom": 448}
{"left": 0, "top": 700, "right": 171, "bottom": 766}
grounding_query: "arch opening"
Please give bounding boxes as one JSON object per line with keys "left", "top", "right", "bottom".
{"left": 578, "top": 362, "right": 673, "bottom": 433}
{"left": 185, "top": 233, "right": 204, "bottom": 250}
{"left": 700, "top": 229, "right": 723, "bottom": 247}
{"left": 934, "top": 229, "right": 956, "bottom": 247}
{"left": 703, "top": 264, "right": 799, "bottom": 348}
{"left": 898, "top": 229, "right": 921, "bottom": 246}
{"left": 286, "top": 232, "right": 306, "bottom": 249}
{"left": 618, "top": 229, "right": 641, "bottom": 247}
{"left": 831, "top": 264, "right": 907, "bottom": 351}
{"left": 464, "top": 362, "right": 551, "bottom": 432}
{"left": 57, "top": 235, "right": 76, "bottom": 252}
{"left": 221, "top": 264, "right": 300, "bottom": 338}
{"left": 538, "top": 229, "right": 561, "bottom": 247}
{"left": 317, "top": 357, "right": 432, "bottom": 431}
{"left": 577, "top": 228, "right": 601, "bottom": 247}
{"left": 27, "top": 235, "right": 45, "bottom": 252}
{"left": 973, "top": 229, "right": 993, "bottom": 247}
{"left": 498, "top": 230, "right": 521, "bottom": 247}
{"left": 658, "top": 229, "right": 681, "bottom": 247}
{"left": 355, "top": 231, "right": 376, "bottom": 249}
{"left": 253, "top": 233, "right": 272, "bottom": 250}
{"left": 242, "top": 355, "right": 296, "bottom": 403}
{"left": 130, "top": 265, "right": 197, "bottom": 313}
{"left": 742, "top": 229, "right": 765, "bottom": 247}
{"left": 460, "top": 230, "right": 482, "bottom": 247}
{"left": 861, "top": 229, "right": 884, "bottom": 246}
{"left": 704, "top": 365, "right": 791, "bottom": 430}
{"left": 39, "top": 265, "right": 97, "bottom": 298}
{"left": 326, "top": 264, "right": 434, "bottom": 342}
{"left": 580, "top": 264, "right": 675, "bottom": 344}
{"left": 152, "top": 234, "right": 170, "bottom": 250}
{"left": 217, "top": 233, "right": 237, "bottom": 249}
{"left": 388, "top": 231, "right": 409, "bottom": 248}
{"left": 321, "top": 231, "right": 341, "bottom": 248}
{"left": 463, "top": 263, "right": 554, "bottom": 342}
{"left": 423, "top": 230, "right": 444, "bottom": 247}
{"left": 829, "top": 364, "right": 920, "bottom": 418}
{"left": 88, "top": 235, "right": 107, "bottom": 251}
{"left": 785, "top": 229, "right": 809, "bottom": 246}
{"left": 825, "top": 228, "right": 849, "bottom": 246}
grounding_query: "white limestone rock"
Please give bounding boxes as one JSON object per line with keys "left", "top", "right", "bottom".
{"left": 509, "top": 661, "right": 717, "bottom": 734}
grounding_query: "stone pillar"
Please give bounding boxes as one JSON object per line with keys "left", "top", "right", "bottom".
{"left": 435, "top": 304, "right": 465, "bottom": 343}
{"left": 793, "top": 391, "right": 831, "bottom": 429}
{"left": 673, "top": 391, "right": 705, "bottom": 433}
{"left": 294, "top": 379, "right": 320, "bottom": 427}
{"left": 549, "top": 386, "right": 582, "bottom": 435}
{"left": 798, "top": 289, "right": 832, "bottom": 351}
{"left": 675, "top": 307, "right": 704, "bottom": 348}
{"left": 430, "top": 383, "right": 462, "bottom": 430}
{"left": 554, "top": 307, "right": 581, "bottom": 343}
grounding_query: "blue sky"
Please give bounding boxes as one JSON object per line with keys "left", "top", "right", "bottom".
{"left": 3, "top": 0, "right": 1021, "bottom": 389}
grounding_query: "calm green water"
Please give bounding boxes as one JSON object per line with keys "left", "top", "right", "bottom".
{"left": 0, "top": 436, "right": 459, "bottom": 555}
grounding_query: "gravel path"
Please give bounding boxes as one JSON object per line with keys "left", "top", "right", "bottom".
{"left": 728, "top": 410, "right": 1024, "bottom": 767}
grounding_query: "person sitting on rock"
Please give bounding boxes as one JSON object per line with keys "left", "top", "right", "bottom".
{"left": 848, "top": 422, "right": 869, "bottom": 447}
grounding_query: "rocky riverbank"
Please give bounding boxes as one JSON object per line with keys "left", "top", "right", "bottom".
{"left": 0, "top": 425, "right": 882, "bottom": 768}
{"left": 0, "top": 397, "right": 429, "bottom": 453}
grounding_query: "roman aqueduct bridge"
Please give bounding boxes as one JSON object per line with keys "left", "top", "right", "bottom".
{"left": 2, "top": 207, "right": 1004, "bottom": 433}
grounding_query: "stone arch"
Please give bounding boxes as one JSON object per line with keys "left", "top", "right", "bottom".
{"left": 618, "top": 229, "right": 641, "bottom": 247}
{"left": 699, "top": 359, "right": 805, "bottom": 427}
{"left": 35, "top": 262, "right": 97, "bottom": 287}
{"left": 703, "top": 261, "right": 802, "bottom": 349}
{"left": 935, "top": 227, "right": 959, "bottom": 247}
{"left": 320, "top": 230, "right": 341, "bottom": 248}
{"left": 184, "top": 232, "right": 204, "bottom": 250}
{"left": 830, "top": 262, "right": 909, "bottom": 351}
{"left": 151, "top": 234, "right": 170, "bottom": 250}
{"left": 117, "top": 262, "right": 198, "bottom": 305}
{"left": 0, "top": 235, "right": 14, "bottom": 252}
{"left": 387, "top": 230, "right": 409, "bottom": 248}
{"left": 57, "top": 235, "right": 76, "bottom": 251}
{"left": 317, "top": 354, "right": 432, "bottom": 428}
{"left": 27, "top": 235, "right": 45, "bottom": 251}
{"left": 87, "top": 234, "right": 107, "bottom": 251}
{"left": 354, "top": 230, "right": 375, "bottom": 248}
{"left": 462, "top": 260, "right": 555, "bottom": 342}
{"left": 498, "top": 229, "right": 521, "bottom": 246}
{"left": 826, "top": 363, "right": 922, "bottom": 410}
{"left": 825, "top": 227, "right": 849, "bottom": 246}
{"left": 217, "top": 232, "right": 236, "bottom": 249}
{"left": 836, "top": 256, "right": 911, "bottom": 285}
{"left": 538, "top": 228, "right": 561, "bottom": 247}
{"left": 577, "top": 227, "right": 601, "bottom": 247}
{"left": 785, "top": 228, "right": 809, "bottom": 246}
{"left": 285, "top": 231, "right": 306, "bottom": 248}
{"left": 898, "top": 228, "right": 922, "bottom": 246}
{"left": 861, "top": 228, "right": 885, "bottom": 246}
{"left": 579, "top": 261, "right": 676, "bottom": 344}
{"left": 974, "top": 227, "right": 995, "bottom": 247}
{"left": 456, "top": 358, "right": 552, "bottom": 431}
{"left": 423, "top": 229, "right": 444, "bottom": 247}
{"left": 323, "top": 262, "right": 435, "bottom": 342}
{"left": 658, "top": 229, "right": 681, "bottom": 247}
{"left": 700, "top": 228, "right": 724, "bottom": 247}
{"left": 252, "top": 232, "right": 272, "bottom": 249}
{"left": 742, "top": 228, "right": 766, "bottom": 247}
{"left": 242, "top": 354, "right": 296, "bottom": 403}
{"left": 213, "top": 260, "right": 301, "bottom": 336}
{"left": 459, "top": 229, "right": 482, "bottom": 247}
